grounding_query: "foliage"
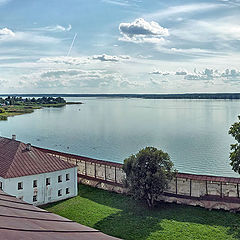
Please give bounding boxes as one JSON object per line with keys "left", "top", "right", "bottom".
{"left": 0, "top": 96, "right": 66, "bottom": 105}
{"left": 229, "top": 115, "right": 240, "bottom": 173}
{"left": 0, "top": 115, "right": 7, "bottom": 120}
{"left": 0, "top": 96, "right": 67, "bottom": 121}
{"left": 123, "top": 147, "right": 176, "bottom": 208}
{"left": 43, "top": 184, "right": 240, "bottom": 240}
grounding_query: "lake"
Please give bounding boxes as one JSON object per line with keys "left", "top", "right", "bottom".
{"left": 0, "top": 97, "right": 239, "bottom": 177}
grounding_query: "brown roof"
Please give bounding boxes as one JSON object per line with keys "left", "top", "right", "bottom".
{"left": 0, "top": 190, "right": 120, "bottom": 240}
{"left": 0, "top": 137, "right": 76, "bottom": 179}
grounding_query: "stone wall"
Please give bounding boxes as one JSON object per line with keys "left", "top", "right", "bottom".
{"left": 36, "top": 146, "right": 240, "bottom": 212}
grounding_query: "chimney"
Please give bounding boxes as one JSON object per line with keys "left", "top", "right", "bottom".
{"left": 12, "top": 134, "right": 16, "bottom": 140}
{"left": 26, "top": 143, "right": 31, "bottom": 151}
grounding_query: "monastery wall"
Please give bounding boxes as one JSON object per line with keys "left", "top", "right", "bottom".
{"left": 37, "top": 147, "right": 240, "bottom": 212}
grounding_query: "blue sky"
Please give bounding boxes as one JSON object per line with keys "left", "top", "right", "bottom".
{"left": 0, "top": 0, "right": 240, "bottom": 93}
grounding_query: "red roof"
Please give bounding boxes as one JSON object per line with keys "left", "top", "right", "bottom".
{"left": 0, "top": 137, "right": 76, "bottom": 179}
{"left": 0, "top": 190, "right": 119, "bottom": 240}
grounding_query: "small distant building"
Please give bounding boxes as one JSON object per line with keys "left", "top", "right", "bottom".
{"left": 0, "top": 135, "right": 78, "bottom": 205}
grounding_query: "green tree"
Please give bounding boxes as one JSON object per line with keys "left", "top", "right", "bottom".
{"left": 229, "top": 116, "right": 240, "bottom": 173}
{"left": 0, "top": 108, "right": 5, "bottom": 113}
{"left": 123, "top": 147, "right": 176, "bottom": 208}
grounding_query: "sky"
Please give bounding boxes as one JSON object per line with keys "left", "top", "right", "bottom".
{"left": 0, "top": 0, "right": 240, "bottom": 94}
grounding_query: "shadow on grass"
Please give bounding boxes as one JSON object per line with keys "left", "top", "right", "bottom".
{"left": 80, "top": 185, "right": 240, "bottom": 240}
{"left": 44, "top": 184, "right": 240, "bottom": 240}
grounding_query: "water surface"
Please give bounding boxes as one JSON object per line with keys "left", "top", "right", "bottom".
{"left": 0, "top": 97, "right": 239, "bottom": 177}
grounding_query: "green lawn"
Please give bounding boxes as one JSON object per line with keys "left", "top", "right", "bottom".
{"left": 43, "top": 184, "right": 240, "bottom": 240}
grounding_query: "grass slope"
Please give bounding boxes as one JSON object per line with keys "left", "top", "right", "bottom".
{"left": 43, "top": 184, "right": 240, "bottom": 240}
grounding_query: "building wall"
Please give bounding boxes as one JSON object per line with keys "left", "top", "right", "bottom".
{"left": 1, "top": 167, "right": 78, "bottom": 206}
{"left": 38, "top": 148, "right": 240, "bottom": 211}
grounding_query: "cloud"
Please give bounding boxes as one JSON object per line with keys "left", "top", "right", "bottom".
{"left": 221, "top": 69, "right": 240, "bottom": 80}
{"left": 144, "top": 3, "right": 223, "bottom": 20}
{"left": 149, "top": 70, "right": 170, "bottom": 75}
{"left": 119, "top": 18, "right": 169, "bottom": 43}
{"left": 33, "top": 24, "right": 72, "bottom": 32}
{"left": 92, "top": 54, "right": 130, "bottom": 62}
{"left": 40, "top": 70, "right": 86, "bottom": 78}
{"left": 176, "top": 69, "right": 187, "bottom": 75}
{"left": 0, "top": 28, "right": 15, "bottom": 39}
{"left": 19, "top": 68, "right": 142, "bottom": 90}
{"left": 150, "top": 77, "right": 161, "bottom": 85}
{"left": 38, "top": 54, "right": 130, "bottom": 65}
{"left": 150, "top": 77, "right": 168, "bottom": 86}
{"left": 0, "top": 28, "right": 60, "bottom": 44}
{"left": 38, "top": 56, "right": 89, "bottom": 65}
{"left": 148, "top": 67, "right": 240, "bottom": 85}
{"left": 218, "top": 0, "right": 240, "bottom": 7}
{"left": 102, "top": 0, "right": 129, "bottom": 6}
{"left": 183, "top": 68, "right": 240, "bottom": 82}
{"left": 0, "top": 79, "right": 7, "bottom": 85}
{"left": 119, "top": 80, "right": 140, "bottom": 88}
{"left": 184, "top": 68, "right": 216, "bottom": 80}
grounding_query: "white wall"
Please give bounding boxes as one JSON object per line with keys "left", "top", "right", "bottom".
{"left": 1, "top": 167, "right": 78, "bottom": 206}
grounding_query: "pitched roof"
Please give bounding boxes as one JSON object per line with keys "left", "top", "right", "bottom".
{"left": 0, "top": 137, "right": 76, "bottom": 179}
{"left": 0, "top": 190, "right": 119, "bottom": 240}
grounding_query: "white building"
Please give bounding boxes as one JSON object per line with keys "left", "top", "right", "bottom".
{"left": 0, "top": 135, "right": 78, "bottom": 205}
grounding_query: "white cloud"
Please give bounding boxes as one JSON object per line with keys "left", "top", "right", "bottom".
{"left": 14, "top": 32, "right": 60, "bottom": 43}
{"left": 184, "top": 68, "right": 240, "bottom": 82}
{"left": 40, "top": 69, "right": 87, "bottom": 78}
{"left": 33, "top": 24, "right": 72, "bottom": 32}
{"left": 218, "top": 0, "right": 240, "bottom": 7}
{"left": 149, "top": 70, "right": 170, "bottom": 75}
{"left": 0, "top": 28, "right": 60, "bottom": 44}
{"left": 0, "top": 79, "right": 7, "bottom": 85}
{"left": 119, "top": 18, "right": 169, "bottom": 44}
{"left": 92, "top": 54, "right": 130, "bottom": 62}
{"left": 0, "top": 28, "right": 15, "bottom": 40}
{"left": 38, "top": 56, "right": 89, "bottom": 65}
{"left": 119, "top": 80, "right": 140, "bottom": 88}
{"left": 222, "top": 69, "right": 240, "bottom": 78}
{"left": 20, "top": 68, "right": 136, "bottom": 89}
{"left": 144, "top": 3, "right": 223, "bottom": 20}
{"left": 39, "top": 54, "right": 130, "bottom": 65}
{"left": 102, "top": 0, "right": 129, "bottom": 6}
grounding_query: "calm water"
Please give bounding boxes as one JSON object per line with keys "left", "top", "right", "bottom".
{"left": 0, "top": 97, "right": 239, "bottom": 177}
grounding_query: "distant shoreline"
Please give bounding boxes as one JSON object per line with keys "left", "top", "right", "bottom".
{"left": 0, "top": 97, "right": 83, "bottom": 120}
{"left": 1, "top": 93, "right": 240, "bottom": 99}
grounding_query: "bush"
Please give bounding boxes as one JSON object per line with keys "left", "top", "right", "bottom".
{"left": 0, "top": 108, "right": 5, "bottom": 113}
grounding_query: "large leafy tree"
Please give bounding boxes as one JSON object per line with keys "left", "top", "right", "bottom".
{"left": 123, "top": 147, "right": 176, "bottom": 208}
{"left": 229, "top": 116, "right": 240, "bottom": 173}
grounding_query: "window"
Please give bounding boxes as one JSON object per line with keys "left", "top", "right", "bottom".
{"left": 46, "top": 178, "right": 50, "bottom": 186}
{"left": 18, "top": 182, "right": 23, "bottom": 190}
{"left": 66, "top": 173, "right": 70, "bottom": 181}
{"left": 58, "top": 189, "right": 62, "bottom": 197}
{"left": 33, "top": 195, "right": 37, "bottom": 202}
{"left": 0, "top": 182, "right": 2, "bottom": 190}
{"left": 33, "top": 180, "right": 37, "bottom": 188}
{"left": 58, "top": 175, "right": 62, "bottom": 183}
{"left": 66, "top": 188, "right": 70, "bottom": 194}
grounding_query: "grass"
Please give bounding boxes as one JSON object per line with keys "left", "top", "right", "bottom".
{"left": 43, "top": 184, "right": 240, "bottom": 240}
{"left": 0, "top": 103, "right": 66, "bottom": 120}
